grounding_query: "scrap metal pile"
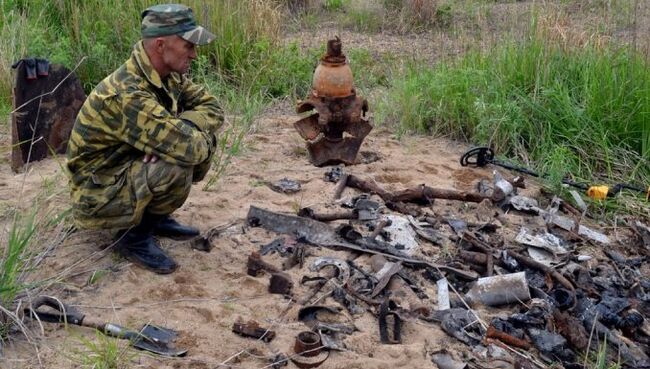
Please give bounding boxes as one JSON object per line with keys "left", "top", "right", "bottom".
{"left": 238, "top": 167, "right": 650, "bottom": 369}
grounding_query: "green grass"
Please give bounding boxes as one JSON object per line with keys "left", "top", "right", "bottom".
{"left": 0, "top": 210, "right": 37, "bottom": 310}
{"left": 68, "top": 331, "right": 134, "bottom": 369}
{"left": 324, "top": 0, "right": 348, "bottom": 12}
{"left": 377, "top": 22, "right": 650, "bottom": 190}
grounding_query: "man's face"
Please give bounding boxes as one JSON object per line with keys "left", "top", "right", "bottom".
{"left": 160, "top": 35, "right": 197, "bottom": 75}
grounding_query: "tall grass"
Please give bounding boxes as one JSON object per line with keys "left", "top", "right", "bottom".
{"left": 377, "top": 16, "right": 650, "bottom": 186}
{"left": 0, "top": 0, "right": 283, "bottom": 96}
{"left": 0, "top": 10, "right": 29, "bottom": 112}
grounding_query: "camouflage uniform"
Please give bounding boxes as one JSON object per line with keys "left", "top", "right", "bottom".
{"left": 66, "top": 39, "right": 223, "bottom": 230}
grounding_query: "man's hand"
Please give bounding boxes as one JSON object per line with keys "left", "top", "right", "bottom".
{"left": 143, "top": 153, "right": 159, "bottom": 163}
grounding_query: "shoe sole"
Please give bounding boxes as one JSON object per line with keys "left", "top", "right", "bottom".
{"left": 118, "top": 252, "right": 178, "bottom": 275}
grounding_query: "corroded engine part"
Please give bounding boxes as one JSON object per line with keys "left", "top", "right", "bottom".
{"left": 294, "top": 37, "right": 372, "bottom": 167}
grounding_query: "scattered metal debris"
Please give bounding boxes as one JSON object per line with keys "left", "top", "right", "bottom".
{"left": 239, "top": 157, "right": 648, "bottom": 369}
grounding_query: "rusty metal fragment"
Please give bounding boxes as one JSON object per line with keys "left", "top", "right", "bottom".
{"left": 11, "top": 61, "right": 86, "bottom": 171}
{"left": 291, "top": 331, "right": 330, "bottom": 369}
{"left": 294, "top": 37, "right": 372, "bottom": 166}
{"left": 232, "top": 320, "right": 276, "bottom": 342}
{"left": 269, "top": 272, "right": 293, "bottom": 295}
{"left": 247, "top": 251, "right": 279, "bottom": 276}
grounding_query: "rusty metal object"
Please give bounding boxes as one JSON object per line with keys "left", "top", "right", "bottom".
{"left": 247, "top": 251, "right": 279, "bottom": 276}
{"left": 291, "top": 331, "right": 329, "bottom": 369}
{"left": 485, "top": 325, "right": 531, "bottom": 350}
{"left": 294, "top": 37, "right": 372, "bottom": 166}
{"left": 232, "top": 320, "right": 275, "bottom": 342}
{"left": 269, "top": 272, "right": 293, "bottom": 295}
{"left": 309, "top": 257, "right": 350, "bottom": 285}
{"left": 379, "top": 299, "right": 402, "bottom": 344}
{"left": 11, "top": 61, "right": 86, "bottom": 172}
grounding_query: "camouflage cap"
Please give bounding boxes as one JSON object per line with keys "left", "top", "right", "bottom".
{"left": 141, "top": 4, "right": 215, "bottom": 45}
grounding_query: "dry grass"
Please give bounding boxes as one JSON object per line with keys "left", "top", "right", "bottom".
{"left": 0, "top": 11, "right": 29, "bottom": 109}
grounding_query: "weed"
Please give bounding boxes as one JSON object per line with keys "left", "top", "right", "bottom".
{"left": 583, "top": 335, "right": 622, "bottom": 369}
{"left": 87, "top": 269, "right": 109, "bottom": 286}
{"left": 324, "top": 0, "right": 347, "bottom": 12}
{"left": 68, "top": 331, "right": 134, "bottom": 369}
{"left": 0, "top": 209, "right": 37, "bottom": 309}
{"left": 343, "top": 6, "right": 384, "bottom": 33}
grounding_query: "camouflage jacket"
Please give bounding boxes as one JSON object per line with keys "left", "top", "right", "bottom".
{"left": 66, "top": 40, "right": 223, "bottom": 228}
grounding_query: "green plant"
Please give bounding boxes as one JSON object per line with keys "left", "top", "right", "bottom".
{"left": 69, "top": 331, "right": 134, "bottom": 369}
{"left": 0, "top": 209, "right": 37, "bottom": 310}
{"left": 583, "top": 335, "right": 622, "bottom": 369}
{"left": 324, "top": 0, "right": 347, "bottom": 12}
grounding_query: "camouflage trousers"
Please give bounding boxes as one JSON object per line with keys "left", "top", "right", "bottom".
{"left": 72, "top": 159, "right": 210, "bottom": 230}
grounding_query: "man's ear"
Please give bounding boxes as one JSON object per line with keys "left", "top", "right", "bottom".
{"left": 154, "top": 37, "right": 166, "bottom": 54}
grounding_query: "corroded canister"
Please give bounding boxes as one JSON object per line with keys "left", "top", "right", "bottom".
{"left": 312, "top": 39, "right": 354, "bottom": 98}
{"left": 294, "top": 37, "right": 372, "bottom": 167}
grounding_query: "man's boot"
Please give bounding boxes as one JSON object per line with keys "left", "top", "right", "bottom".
{"left": 115, "top": 216, "right": 178, "bottom": 274}
{"left": 152, "top": 214, "right": 200, "bottom": 238}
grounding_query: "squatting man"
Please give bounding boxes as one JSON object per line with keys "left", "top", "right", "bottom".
{"left": 66, "top": 4, "right": 222, "bottom": 274}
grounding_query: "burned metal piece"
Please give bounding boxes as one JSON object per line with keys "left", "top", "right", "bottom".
{"left": 431, "top": 350, "right": 467, "bottom": 369}
{"left": 331, "top": 287, "right": 365, "bottom": 315}
{"left": 260, "top": 237, "right": 294, "bottom": 256}
{"left": 309, "top": 257, "right": 350, "bottom": 285}
{"left": 11, "top": 60, "right": 86, "bottom": 171}
{"left": 247, "top": 251, "right": 279, "bottom": 276}
{"left": 294, "top": 37, "right": 372, "bottom": 166}
{"left": 298, "top": 305, "right": 356, "bottom": 350}
{"left": 268, "top": 178, "right": 301, "bottom": 194}
{"left": 379, "top": 299, "right": 402, "bottom": 344}
{"left": 269, "top": 272, "right": 293, "bottom": 295}
{"left": 283, "top": 243, "right": 306, "bottom": 270}
{"left": 426, "top": 308, "right": 484, "bottom": 346}
{"left": 299, "top": 207, "right": 356, "bottom": 222}
{"left": 232, "top": 320, "right": 276, "bottom": 342}
{"left": 408, "top": 215, "right": 442, "bottom": 244}
{"left": 291, "top": 331, "right": 330, "bottom": 369}
{"left": 324, "top": 166, "right": 344, "bottom": 183}
{"left": 336, "top": 224, "right": 362, "bottom": 242}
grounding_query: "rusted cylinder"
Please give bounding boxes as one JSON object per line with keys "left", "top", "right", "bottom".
{"left": 465, "top": 272, "right": 531, "bottom": 306}
{"left": 294, "top": 331, "right": 322, "bottom": 357}
{"left": 312, "top": 37, "right": 354, "bottom": 98}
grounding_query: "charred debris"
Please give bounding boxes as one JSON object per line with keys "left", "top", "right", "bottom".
{"left": 240, "top": 167, "right": 650, "bottom": 369}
